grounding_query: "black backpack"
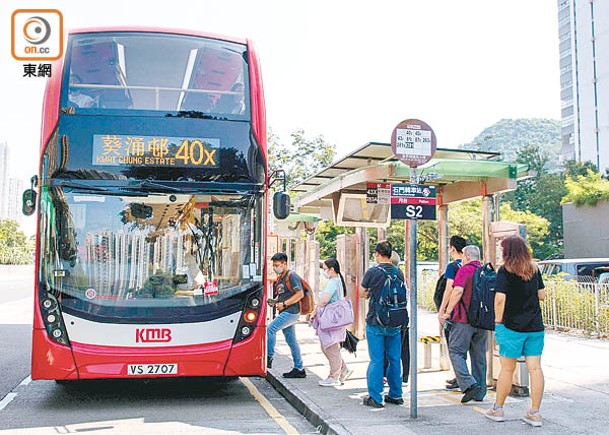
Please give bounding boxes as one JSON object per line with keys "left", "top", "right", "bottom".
{"left": 374, "top": 265, "right": 409, "bottom": 328}
{"left": 433, "top": 261, "right": 462, "bottom": 310}
{"left": 466, "top": 262, "right": 497, "bottom": 330}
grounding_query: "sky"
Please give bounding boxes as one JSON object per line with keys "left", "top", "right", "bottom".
{"left": 0, "top": 0, "right": 561, "bottom": 183}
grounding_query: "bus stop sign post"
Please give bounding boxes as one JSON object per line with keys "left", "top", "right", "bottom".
{"left": 390, "top": 119, "right": 436, "bottom": 419}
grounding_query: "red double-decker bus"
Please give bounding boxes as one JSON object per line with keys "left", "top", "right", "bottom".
{"left": 28, "top": 27, "right": 272, "bottom": 380}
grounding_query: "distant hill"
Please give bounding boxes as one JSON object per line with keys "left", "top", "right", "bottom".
{"left": 459, "top": 118, "right": 561, "bottom": 169}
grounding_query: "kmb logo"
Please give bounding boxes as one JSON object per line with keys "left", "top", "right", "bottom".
{"left": 135, "top": 328, "right": 172, "bottom": 343}
{"left": 12, "top": 9, "right": 63, "bottom": 61}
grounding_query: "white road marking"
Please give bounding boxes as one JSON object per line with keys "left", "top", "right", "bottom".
{"left": 0, "top": 375, "right": 32, "bottom": 412}
{"left": 0, "top": 393, "right": 17, "bottom": 411}
{"left": 18, "top": 376, "right": 31, "bottom": 387}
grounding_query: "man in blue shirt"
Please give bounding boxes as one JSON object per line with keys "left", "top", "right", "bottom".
{"left": 359, "top": 241, "right": 406, "bottom": 408}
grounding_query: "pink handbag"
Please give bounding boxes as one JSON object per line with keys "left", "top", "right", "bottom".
{"left": 318, "top": 298, "right": 354, "bottom": 330}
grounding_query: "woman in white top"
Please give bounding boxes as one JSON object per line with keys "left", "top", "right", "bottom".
{"left": 311, "top": 258, "right": 353, "bottom": 386}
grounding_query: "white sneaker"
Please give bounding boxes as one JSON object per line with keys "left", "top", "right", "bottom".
{"left": 318, "top": 377, "right": 341, "bottom": 387}
{"left": 339, "top": 368, "right": 354, "bottom": 383}
{"left": 522, "top": 409, "right": 542, "bottom": 427}
{"left": 485, "top": 406, "right": 505, "bottom": 422}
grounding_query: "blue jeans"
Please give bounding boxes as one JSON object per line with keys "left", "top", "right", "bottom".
{"left": 448, "top": 322, "right": 488, "bottom": 399}
{"left": 267, "top": 311, "right": 303, "bottom": 370}
{"left": 366, "top": 324, "right": 403, "bottom": 404}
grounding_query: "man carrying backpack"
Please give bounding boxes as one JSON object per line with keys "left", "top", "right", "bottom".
{"left": 359, "top": 241, "right": 408, "bottom": 408}
{"left": 441, "top": 245, "right": 487, "bottom": 403}
{"left": 267, "top": 252, "right": 306, "bottom": 379}
{"left": 437, "top": 235, "right": 466, "bottom": 389}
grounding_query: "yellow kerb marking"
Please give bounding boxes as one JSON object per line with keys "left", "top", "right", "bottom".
{"left": 438, "top": 393, "right": 489, "bottom": 415}
{"left": 472, "top": 405, "right": 486, "bottom": 415}
{"left": 240, "top": 377, "right": 300, "bottom": 435}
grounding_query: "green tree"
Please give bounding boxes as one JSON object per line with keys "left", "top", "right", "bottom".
{"left": 564, "top": 160, "right": 598, "bottom": 178}
{"left": 563, "top": 169, "right": 609, "bottom": 207}
{"left": 448, "top": 200, "right": 484, "bottom": 248}
{"left": 0, "top": 219, "right": 33, "bottom": 264}
{"left": 315, "top": 221, "right": 355, "bottom": 258}
{"left": 268, "top": 128, "right": 336, "bottom": 188}
{"left": 0, "top": 219, "right": 27, "bottom": 247}
{"left": 503, "top": 144, "right": 569, "bottom": 259}
{"left": 446, "top": 200, "right": 549, "bottom": 259}
{"left": 500, "top": 205, "right": 550, "bottom": 258}
{"left": 269, "top": 128, "right": 337, "bottom": 248}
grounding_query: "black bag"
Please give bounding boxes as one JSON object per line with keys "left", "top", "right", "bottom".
{"left": 374, "top": 265, "right": 409, "bottom": 328}
{"left": 433, "top": 261, "right": 461, "bottom": 310}
{"left": 466, "top": 262, "right": 497, "bottom": 330}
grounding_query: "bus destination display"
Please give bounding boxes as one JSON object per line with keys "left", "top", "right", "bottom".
{"left": 92, "top": 134, "right": 220, "bottom": 168}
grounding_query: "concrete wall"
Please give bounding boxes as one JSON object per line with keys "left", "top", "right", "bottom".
{"left": 563, "top": 201, "right": 609, "bottom": 258}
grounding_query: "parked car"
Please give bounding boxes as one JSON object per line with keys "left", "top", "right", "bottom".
{"left": 592, "top": 266, "right": 609, "bottom": 284}
{"left": 538, "top": 258, "right": 609, "bottom": 282}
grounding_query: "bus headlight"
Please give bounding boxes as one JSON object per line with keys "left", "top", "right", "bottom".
{"left": 40, "top": 293, "right": 70, "bottom": 346}
{"left": 233, "top": 288, "right": 263, "bottom": 344}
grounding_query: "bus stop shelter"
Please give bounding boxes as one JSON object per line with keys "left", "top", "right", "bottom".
{"left": 275, "top": 141, "right": 531, "bottom": 417}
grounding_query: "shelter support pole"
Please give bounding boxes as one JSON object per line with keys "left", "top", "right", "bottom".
{"left": 481, "top": 194, "right": 493, "bottom": 264}
{"left": 438, "top": 205, "right": 449, "bottom": 273}
{"left": 356, "top": 227, "right": 369, "bottom": 339}
{"left": 377, "top": 227, "right": 386, "bottom": 242}
{"left": 481, "top": 193, "right": 494, "bottom": 387}
{"left": 494, "top": 194, "right": 501, "bottom": 222}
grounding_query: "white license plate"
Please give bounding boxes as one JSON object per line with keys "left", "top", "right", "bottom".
{"left": 127, "top": 363, "right": 178, "bottom": 376}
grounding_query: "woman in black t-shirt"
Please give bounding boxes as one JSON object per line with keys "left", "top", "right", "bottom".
{"left": 485, "top": 236, "right": 546, "bottom": 427}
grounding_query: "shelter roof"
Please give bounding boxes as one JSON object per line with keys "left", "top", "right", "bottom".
{"left": 291, "top": 142, "right": 501, "bottom": 195}
{"left": 291, "top": 142, "right": 530, "bottom": 211}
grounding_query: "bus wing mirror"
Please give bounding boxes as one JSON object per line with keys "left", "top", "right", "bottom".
{"left": 22, "top": 189, "right": 37, "bottom": 216}
{"left": 273, "top": 192, "right": 290, "bottom": 220}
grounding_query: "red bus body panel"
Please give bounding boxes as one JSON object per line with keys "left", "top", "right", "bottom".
{"left": 31, "top": 329, "right": 78, "bottom": 380}
{"left": 247, "top": 38, "right": 267, "bottom": 163}
{"left": 32, "top": 326, "right": 266, "bottom": 380}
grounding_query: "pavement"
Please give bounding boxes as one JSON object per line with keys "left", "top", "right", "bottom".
{"left": 266, "top": 310, "right": 609, "bottom": 435}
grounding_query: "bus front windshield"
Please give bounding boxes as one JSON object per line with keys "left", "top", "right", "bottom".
{"left": 64, "top": 32, "right": 250, "bottom": 116}
{"left": 38, "top": 187, "right": 263, "bottom": 320}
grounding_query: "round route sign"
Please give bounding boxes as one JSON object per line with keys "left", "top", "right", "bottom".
{"left": 391, "top": 119, "right": 437, "bottom": 168}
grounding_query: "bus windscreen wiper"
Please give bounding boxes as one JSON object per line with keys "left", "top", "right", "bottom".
{"left": 129, "top": 180, "right": 185, "bottom": 192}
{"left": 54, "top": 180, "right": 158, "bottom": 196}
{"left": 56, "top": 180, "right": 112, "bottom": 193}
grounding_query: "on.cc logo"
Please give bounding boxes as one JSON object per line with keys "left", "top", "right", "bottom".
{"left": 23, "top": 16, "right": 52, "bottom": 45}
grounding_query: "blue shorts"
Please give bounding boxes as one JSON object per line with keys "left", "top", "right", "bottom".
{"left": 494, "top": 324, "right": 544, "bottom": 358}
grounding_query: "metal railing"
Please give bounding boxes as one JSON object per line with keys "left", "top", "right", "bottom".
{"left": 541, "top": 280, "right": 609, "bottom": 337}
{"left": 416, "top": 272, "right": 609, "bottom": 339}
